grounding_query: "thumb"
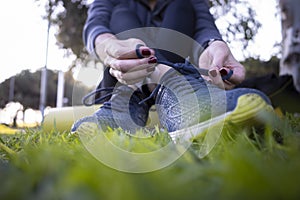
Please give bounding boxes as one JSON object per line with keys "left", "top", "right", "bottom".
{"left": 208, "top": 67, "right": 225, "bottom": 89}
{"left": 210, "top": 53, "right": 225, "bottom": 70}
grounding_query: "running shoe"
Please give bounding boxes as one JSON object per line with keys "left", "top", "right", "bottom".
{"left": 71, "top": 84, "right": 154, "bottom": 133}
{"left": 154, "top": 60, "right": 273, "bottom": 141}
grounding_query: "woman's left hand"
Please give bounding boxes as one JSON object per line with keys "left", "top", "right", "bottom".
{"left": 198, "top": 40, "right": 245, "bottom": 90}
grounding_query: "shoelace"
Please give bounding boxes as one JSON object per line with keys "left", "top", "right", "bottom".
{"left": 82, "top": 87, "right": 121, "bottom": 106}
{"left": 138, "top": 58, "right": 205, "bottom": 105}
{"left": 82, "top": 59, "right": 187, "bottom": 106}
{"left": 82, "top": 58, "right": 233, "bottom": 106}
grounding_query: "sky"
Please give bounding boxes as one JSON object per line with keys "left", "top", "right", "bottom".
{"left": 0, "top": 0, "right": 74, "bottom": 83}
{"left": 0, "top": 0, "right": 282, "bottom": 85}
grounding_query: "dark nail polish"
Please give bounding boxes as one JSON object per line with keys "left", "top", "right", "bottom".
{"left": 148, "top": 56, "right": 157, "bottom": 64}
{"left": 220, "top": 68, "right": 228, "bottom": 76}
{"left": 142, "top": 49, "right": 151, "bottom": 56}
{"left": 209, "top": 70, "right": 217, "bottom": 77}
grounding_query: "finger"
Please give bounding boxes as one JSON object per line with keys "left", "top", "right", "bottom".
{"left": 210, "top": 68, "right": 242, "bottom": 90}
{"left": 229, "top": 66, "right": 245, "bottom": 85}
{"left": 208, "top": 68, "right": 226, "bottom": 89}
{"left": 223, "top": 80, "right": 236, "bottom": 90}
{"left": 109, "top": 67, "right": 155, "bottom": 85}
{"left": 219, "top": 68, "right": 234, "bottom": 81}
{"left": 105, "top": 56, "right": 157, "bottom": 73}
{"left": 111, "top": 45, "right": 154, "bottom": 59}
{"left": 132, "top": 45, "right": 155, "bottom": 59}
{"left": 135, "top": 44, "right": 144, "bottom": 58}
{"left": 109, "top": 66, "right": 155, "bottom": 80}
{"left": 221, "top": 65, "right": 245, "bottom": 85}
{"left": 106, "top": 38, "right": 154, "bottom": 59}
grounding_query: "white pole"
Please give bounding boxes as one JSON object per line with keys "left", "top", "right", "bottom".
{"left": 39, "top": 17, "right": 50, "bottom": 118}
{"left": 56, "top": 71, "right": 65, "bottom": 108}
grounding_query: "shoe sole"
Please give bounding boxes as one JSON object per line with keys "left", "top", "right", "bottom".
{"left": 168, "top": 93, "right": 274, "bottom": 156}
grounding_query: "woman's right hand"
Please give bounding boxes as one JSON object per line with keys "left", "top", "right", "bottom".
{"left": 95, "top": 34, "right": 157, "bottom": 85}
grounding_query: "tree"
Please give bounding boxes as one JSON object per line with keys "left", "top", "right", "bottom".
{"left": 241, "top": 56, "right": 279, "bottom": 78}
{"left": 35, "top": 0, "right": 88, "bottom": 59}
{"left": 35, "top": 0, "right": 262, "bottom": 61}
{"left": 0, "top": 69, "right": 91, "bottom": 109}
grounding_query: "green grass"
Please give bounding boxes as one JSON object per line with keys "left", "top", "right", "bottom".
{"left": 0, "top": 113, "right": 300, "bottom": 200}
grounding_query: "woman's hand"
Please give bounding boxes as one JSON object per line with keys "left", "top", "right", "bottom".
{"left": 198, "top": 40, "right": 245, "bottom": 90}
{"left": 95, "top": 34, "right": 157, "bottom": 85}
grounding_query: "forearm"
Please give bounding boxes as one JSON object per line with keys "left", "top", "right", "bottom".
{"left": 191, "top": 0, "right": 222, "bottom": 47}
{"left": 83, "top": 0, "right": 115, "bottom": 57}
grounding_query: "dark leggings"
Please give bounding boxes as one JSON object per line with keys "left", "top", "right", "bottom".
{"left": 96, "top": 0, "right": 195, "bottom": 102}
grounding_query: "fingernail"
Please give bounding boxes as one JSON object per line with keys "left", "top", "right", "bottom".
{"left": 219, "top": 68, "right": 228, "bottom": 76}
{"left": 148, "top": 56, "right": 157, "bottom": 64}
{"left": 209, "top": 69, "right": 217, "bottom": 77}
{"left": 141, "top": 49, "right": 151, "bottom": 56}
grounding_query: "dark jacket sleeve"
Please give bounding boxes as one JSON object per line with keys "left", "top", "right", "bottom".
{"left": 83, "top": 0, "right": 116, "bottom": 57}
{"left": 191, "top": 0, "right": 222, "bottom": 48}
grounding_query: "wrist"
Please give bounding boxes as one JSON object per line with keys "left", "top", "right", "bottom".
{"left": 95, "top": 33, "right": 116, "bottom": 61}
{"left": 203, "top": 38, "right": 224, "bottom": 49}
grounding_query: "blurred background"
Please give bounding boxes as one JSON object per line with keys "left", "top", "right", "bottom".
{"left": 0, "top": 0, "right": 282, "bottom": 127}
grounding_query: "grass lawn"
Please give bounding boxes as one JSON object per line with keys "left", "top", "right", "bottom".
{"left": 0, "top": 112, "right": 300, "bottom": 200}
